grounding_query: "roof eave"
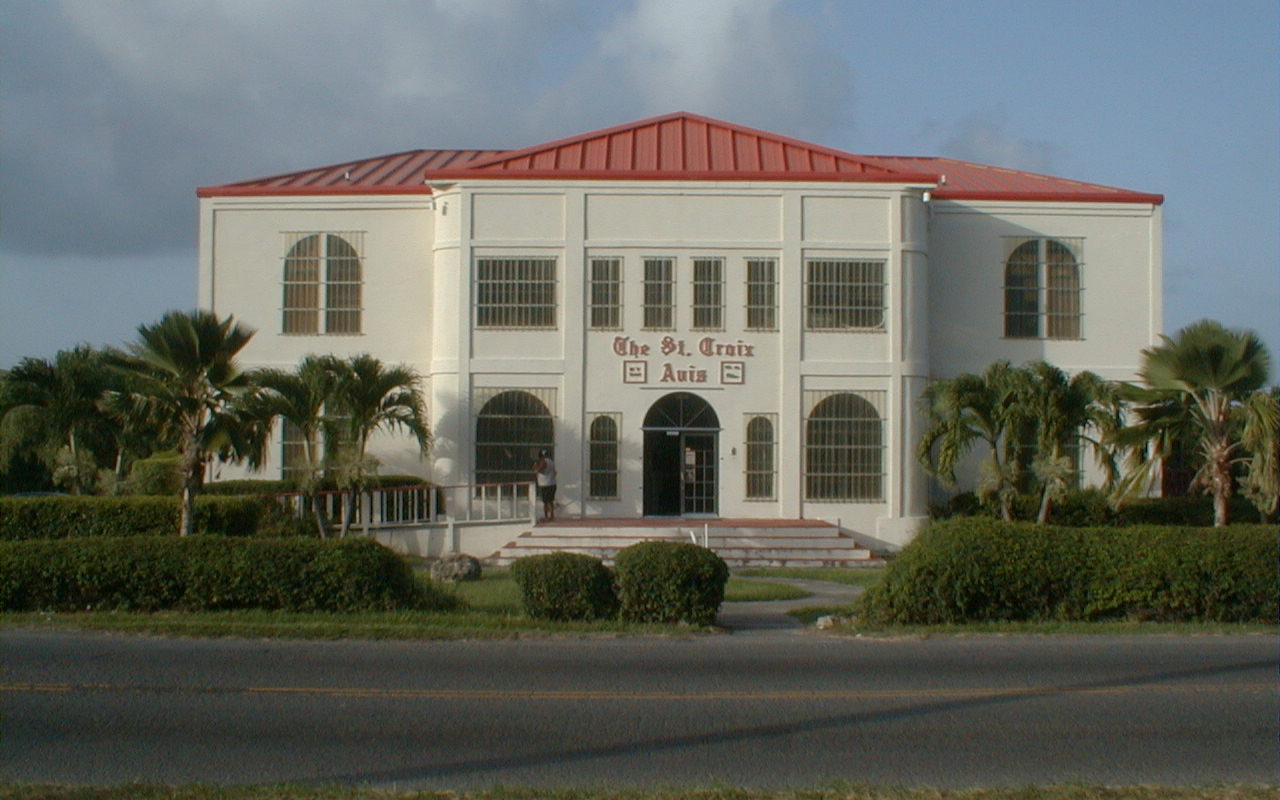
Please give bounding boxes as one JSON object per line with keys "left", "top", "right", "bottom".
{"left": 932, "top": 189, "right": 1164, "bottom": 205}
{"left": 197, "top": 185, "right": 433, "bottom": 198}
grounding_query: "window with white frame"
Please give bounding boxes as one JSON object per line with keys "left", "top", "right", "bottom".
{"left": 803, "top": 390, "right": 885, "bottom": 501}
{"left": 1003, "top": 238, "right": 1083, "bottom": 340}
{"left": 691, "top": 257, "right": 724, "bottom": 330}
{"left": 804, "top": 259, "right": 885, "bottom": 330}
{"left": 744, "top": 414, "right": 777, "bottom": 500}
{"left": 282, "top": 232, "right": 363, "bottom": 335}
{"left": 642, "top": 257, "right": 675, "bottom": 330}
{"left": 474, "top": 388, "right": 555, "bottom": 485}
{"left": 587, "top": 413, "right": 621, "bottom": 499}
{"left": 476, "top": 257, "right": 557, "bottom": 328}
{"left": 588, "top": 258, "right": 622, "bottom": 330}
{"left": 746, "top": 258, "right": 778, "bottom": 331}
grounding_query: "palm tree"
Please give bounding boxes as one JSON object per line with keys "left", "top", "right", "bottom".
{"left": 1016, "top": 362, "right": 1122, "bottom": 523}
{"left": 1112, "top": 319, "right": 1272, "bottom": 526}
{"left": 917, "top": 361, "right": 1026, "bottom": 520}
{"left": 115, "top": 310, "right": 256, "bottom": 536}
{"left": 244, "top": 354, "right": 345, "bottom": 536}
{"left": 0, "top": 346, "right": 121, "bottom": 493}
{"left": 327, "top": 354, "right": 429, "bottom": 537}
{"left": 1238, "top": 387, "right": 1279, "bottom": 522}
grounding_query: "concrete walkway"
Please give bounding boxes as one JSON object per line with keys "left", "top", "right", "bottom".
{"left": 716, "top": 577, "right": 864, "bottom": 635}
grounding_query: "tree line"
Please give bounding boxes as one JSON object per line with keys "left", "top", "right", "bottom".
{"left": 2, "top": 311, "right": 1276, "bottom": 530}
{"left": 918, "top": 320, "right": 1277, "bottom": 526}
{"left": 0, "top": 310, "right": 427, "bottom": 537}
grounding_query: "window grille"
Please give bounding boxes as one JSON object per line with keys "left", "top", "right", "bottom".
{"left": 280, "top": 419, "right": 309, "bottom": 481}
{"left": 804, "top": 259, "right": 885, "bottom": 330}
{"left": 588, "top": 258, "right": 622, "bottom": 329}
{"left": 744, "top": 414, "right": 777, "bottom": 500}
{"left": 282, "top": 232, "right": 363, "bottom": 335}
{"left": 691, "top": 257, "right": 723, "bottom": 330}
{"left": 803, "top": 390, "right": 885, "bottom": 501}
{"left": 476, "top": 257, "right": 557, "bottom": 329}
{"left": 474, "top": 388, "right": 555, "bottom": 485}
{"left": 746, "top": 258, "right": 777, "bottom": 331}
{"left": 643, "top": 257, "right": 675, "bottom": 330}
{"left": 1003, "top": 238, "right": 1083, "bottom": 340}
{"left": 587, "top": 413, "right": 621, "bottom": 499}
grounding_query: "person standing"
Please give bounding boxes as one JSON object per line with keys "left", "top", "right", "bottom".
{"left": 533, "top": 448, "right": 557, "bottom": 521}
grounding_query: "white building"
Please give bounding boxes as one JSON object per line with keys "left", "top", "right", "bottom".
{"left": 198, "top": 112, "right": 1162, "bottom": 549}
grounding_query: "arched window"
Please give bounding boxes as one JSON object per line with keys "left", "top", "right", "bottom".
{"left": 804, "top": 392, "right": 883, "bottom": 501}
{"left": 587, "top": 414, "right": 620, "bottom": 499}
{"left": 475, "top": 390, "right": 553, "bottom": 485}
{"left": 1003, "top": 238, "right": 1081, "bottom": 340}
{"left": 744, "top": 415, "right": 775, "bottom": 500}
{"left": 282, "top": 233, "right": 362, "bottom": 334}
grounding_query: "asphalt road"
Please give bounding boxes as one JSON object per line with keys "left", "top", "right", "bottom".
{"left": 3, "top": 623, "right": 1275, "bottom": 790}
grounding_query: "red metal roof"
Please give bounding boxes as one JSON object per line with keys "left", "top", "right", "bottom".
{"left": 196, "top": 149, "right": 501, "bottom": 197}
{"left": 197, "top": 112, "right": 1161, "bottom": 204}
{"left": 868, "top": 155, "right": 1164, "bottom": 204}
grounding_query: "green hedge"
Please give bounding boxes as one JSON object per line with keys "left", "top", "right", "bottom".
{"left": 859, "top": 518, "right": 1278, "bottom": 624}
{"left": 614, "top": 541, "right": 729, "bottom": 626}
{"left": 509, "top": 552, "right": 617, "bottom": 621}
{"left": 0, "top": 536, "right": 456, "bottom": 612}
{"left": 0, "top": 495, "right": 297, "bottom": 540}
{"left": 935, "top": 489, "right": 1265, "bottom": 527}
{"left": 200, "top": 475, "right": 430, "bottom": 496}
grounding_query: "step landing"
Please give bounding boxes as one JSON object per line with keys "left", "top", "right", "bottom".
{"left": 486, "top": 518, "right": 883, "bottom": 568}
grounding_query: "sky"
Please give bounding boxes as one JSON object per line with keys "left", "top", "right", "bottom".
{"left": 2, "top": 0, "right": 1277, "bottom": 374}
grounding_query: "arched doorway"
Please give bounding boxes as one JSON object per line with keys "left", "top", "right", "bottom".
{"left": 642, "top": 392, "right": 719, "bottom": 516}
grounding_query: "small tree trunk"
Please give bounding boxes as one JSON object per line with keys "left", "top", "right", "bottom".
{"left": 1036, "top": 488, "right": 1053, "bottom": 524}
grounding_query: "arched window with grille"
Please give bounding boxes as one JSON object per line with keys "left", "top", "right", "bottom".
{"left": 587, "top": 414, "right": 620, "bottom": 499}
{"left": 744, "top": 414, "right": 776, "bottom": 500}
{"left": 1003, "top": 238, "right": 1081, "bottom": 340}
{"left": 803, "top": 391, "right": 884, "bottom": 501}
{"left": 282, "top": 233, "right": 363, "bottom": 335}
{"left": 474, "top": 390, "right": 554, "bottom": 485}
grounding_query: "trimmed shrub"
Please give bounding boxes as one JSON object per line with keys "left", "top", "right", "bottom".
{"left": 0, "top": 536, "right": 456, "bottom": 612}
{"left": 614, "top": 541, "right": 729, "bottom": 626}
{"left": 200, "top": 475, "right": 431, "bottom": 496}
{"left": 858, "top": 518, "right": 1278, "bottom": 625}
{"left": 509, "top": 552, "right": 617, "bottom": 621}
{"left": 0, "top": 495, "right": 282, "bottom": 540}
{"left": 0, "top": 494, "right": 285, "bottom": 542}
{"left": 126, "top": 453, "right": 184, "bottom": 495}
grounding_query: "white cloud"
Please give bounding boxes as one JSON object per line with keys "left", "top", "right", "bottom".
{"left": 940, "top": 110, "right": 1059, "bottom": 174}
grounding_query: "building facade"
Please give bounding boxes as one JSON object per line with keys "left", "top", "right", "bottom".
{"left": 197, "top": 112, "right": 1163, "bottom": 549}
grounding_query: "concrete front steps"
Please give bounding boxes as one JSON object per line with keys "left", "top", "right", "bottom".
{"left": 486, "top": 518, "right": 883, "bottom": 568}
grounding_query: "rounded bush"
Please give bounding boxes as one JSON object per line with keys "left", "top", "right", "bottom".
{"left": 509, "top": 552, "right": 617, "bottom": 621}
{"left": 0, "top": 536, "right": 456, "bottom": 612}
{"left": 858, "top": 518, "right": 1278, "bottom": 624}
{"left": 614, "top": 541, "right": 728, "bottom": 626}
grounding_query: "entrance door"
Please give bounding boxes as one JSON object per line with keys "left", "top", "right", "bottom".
{"left": 642, "top": 393, "right": 719, "bottom": 517}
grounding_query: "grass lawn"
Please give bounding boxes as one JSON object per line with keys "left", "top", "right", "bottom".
{"left": 0, "top": 570, "right": 813, "bottom": 640}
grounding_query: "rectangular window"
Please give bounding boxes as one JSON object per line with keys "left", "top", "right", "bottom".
{"left": 805, "top": 259, "right": 885, "bottom": 330}
{"left": 746, "top": 258, "right": 777, "bottom": 331}
{"left": 587, "top": 413, "right": 621, "bottom": 499}
{"left": 476, "top": 257, "right": 557, "bottom": 329}
{"left": 588, "top": 258, "right": 622, "bottom": 330}
{"left": 691, "top": 258, "right": 723, "bottom": 330}
{"left": 744, "top": 414, "right": 777, "bottom": 500}
{"left": 643, "top": 257, "right": 675, "bottom": 330}
{"left": 280, "top": 420, "right": 309, "bottom": 482}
